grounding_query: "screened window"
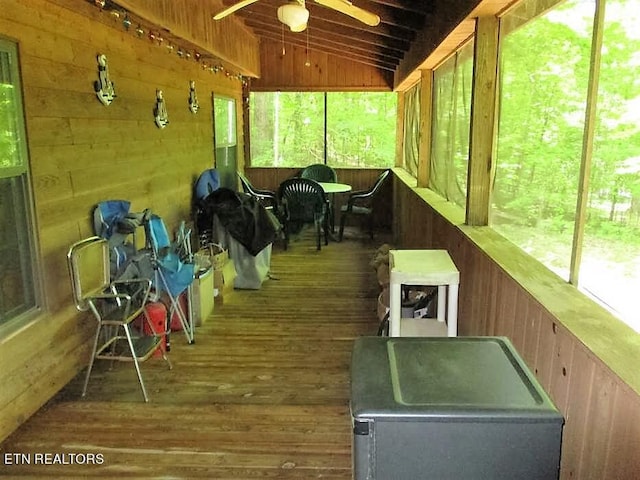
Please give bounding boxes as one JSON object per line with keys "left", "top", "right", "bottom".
{"left": 492, "top": 0, "right": 593, "bottom": 279}
{"left": 326, "top": 92, "right": 396, "bottom": 168}
{"left": 249, "top": 92, "right": 396, "bottom": 168}
{"left": 490, "top": 0, "right": 640, "bottom": 332}
{"left": 250, "top": 92, "right": 323, "bottom": 167}
{"left": 581, "top": 0, "right": 640, "bottom": 330}
{"left": 0, "top": 39, "right": 39, "bottom": 335}
{"left": 402, "top": 83, "right": 420, "bottom": 177}
{"left": 430, "top": 40, "right": 474, "bottom": 208}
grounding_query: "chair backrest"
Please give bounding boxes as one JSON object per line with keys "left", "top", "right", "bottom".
{"left": 277, "top": 178, "right": 327, "bottom": 222}
{"left": 143, "top": 214, "right": 195, "bottom": 297}
{"left": 368, "top": 169, "right": 391, "bottom": 196}
{"left": 67, "top": 237, "right": 110, "bottom": 311}
{"left": 300, "top": 163, "right": 337, "bottom": 183}
{"left": 238, "top": 172, "right": 255, "bottom": 195}
{"left": 92, "top": 200, "right": 132, "bottom": 239}
{"left": 145, "top": 214, "right": 172, "bottom": 256}
{"left": 238, "top": 172, "right": 277, "bottom": 207}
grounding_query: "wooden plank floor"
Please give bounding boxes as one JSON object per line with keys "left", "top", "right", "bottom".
{"left": 0, "top": 227, "right": 386, "bottom": 478}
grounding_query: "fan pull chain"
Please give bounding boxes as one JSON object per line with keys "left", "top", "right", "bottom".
{"left": 305, "top": 27, "right": 310, "bottom": 67}
{"left": 281, "top": 23, "right": 286, "bottom": 56}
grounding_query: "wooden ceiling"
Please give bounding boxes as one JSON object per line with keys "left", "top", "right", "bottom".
{"left": 110, "top": 0, "right": 515, "bottom": 89}
{"left": 213, "top": 0, "right": 432, "bottom": 73}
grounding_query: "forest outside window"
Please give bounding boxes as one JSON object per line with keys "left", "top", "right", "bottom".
{"left": 491, "top": 0, "right": 640, "bottom": 333}
{"left": 492, "top": 0, "right": 590, "bottom": 279}
{"left": 0, "top": 38, "right": 40, "bottom": 336}
{"left": 249, "top": 92, "right": 396, "bottom": 168}
{"left": 581, "top": 0, "right": 640, "bottom": 331}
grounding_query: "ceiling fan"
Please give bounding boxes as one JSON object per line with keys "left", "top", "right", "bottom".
{"left": 213, "top": 0, "right": 380, "bottom": 33}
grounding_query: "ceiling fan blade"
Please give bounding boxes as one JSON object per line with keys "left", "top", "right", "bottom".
{"left": 313, "top": 0, "right": 380, "bottom": 26}
{"left": 213, "top": 0, "right": 260, "bottom": 20}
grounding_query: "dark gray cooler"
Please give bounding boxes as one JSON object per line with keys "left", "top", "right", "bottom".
{"left": 350, "top": 336, "right": 563, "bottom": 480}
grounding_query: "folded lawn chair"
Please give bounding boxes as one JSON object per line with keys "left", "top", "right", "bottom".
{"left": 143, "top": 214, "right": 195, "bottom": 345}
{"left": 93, "top": 200, "right": 147, "bottom": 280}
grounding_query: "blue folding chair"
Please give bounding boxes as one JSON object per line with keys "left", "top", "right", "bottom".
{"left": 92, "top": 200, "right": 145, "bottom": 280}
{"left": 144, "top": 214, "right": 195, "bottom": 344}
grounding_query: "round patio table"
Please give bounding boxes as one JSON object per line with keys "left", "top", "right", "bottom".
{"left": 317, "top": 182, "right": 352, "bottom": 194}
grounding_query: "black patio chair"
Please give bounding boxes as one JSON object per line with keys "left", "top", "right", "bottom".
{"left": 238, "top": 172, "right": 278, "bottom": 213}
{"left": 300, "top": 164, "right": 338, "bottom": 230}
{"left": 338, "top": 169, "right": 390, "bottom": 241}
{"left": 300, "top": 163, "right": 337, "bottom": 183}
{"left": 277, "top": 178, "right": 329, "bottom": 250}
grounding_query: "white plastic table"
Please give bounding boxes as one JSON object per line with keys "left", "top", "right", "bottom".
{"left": 317, "top": 182, "right": 351, "bottom": 236}
{"left": 317, "top": 182, "right": 352, "bottom": 194}
{"left": 389, "top": 249, "right": 459, "bottom": 337}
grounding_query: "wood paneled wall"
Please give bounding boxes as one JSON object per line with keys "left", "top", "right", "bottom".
{"left": 0, "top": 0, "right": 244, "bottom": 442}
{"left": 114, "top": 0, "right": 261, "bottom": 77}
{"left": 392, "top": 171, "right": 640, "bottom": 480}
{"left": 251, "top": 40, "right": 393, "bottom": 91}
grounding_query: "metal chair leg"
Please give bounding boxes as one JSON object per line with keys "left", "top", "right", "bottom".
{"left": 82, "top": 326, "right": 103, "bottom": 397}
{"left": 124, "top": 325, "right": 150, "bottom": 402}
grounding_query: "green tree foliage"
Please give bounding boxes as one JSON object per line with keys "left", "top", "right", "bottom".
{"left": 250, "top": 91, "right": 396, "bottom": 168}
{"left": 327, "top": 92, "right": 396, "bottom": 168}
{"left": 0, "top": 84, "right": 20, "bottom": 169}
{"left": 495, "top": 0, "right": 640, "bottom": 247}
{"left": 492, "top": 0, "right": 640, "bottom": 321}
{"left": 495, "top": 14, "right": 591, "bottom": 231}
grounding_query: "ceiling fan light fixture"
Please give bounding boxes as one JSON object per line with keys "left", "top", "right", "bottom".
{"left": 277, "top": 3, "right": 309, "bottom": 32}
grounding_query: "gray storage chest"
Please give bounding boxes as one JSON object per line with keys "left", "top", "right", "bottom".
{"left": 351, "top": 336, "right": 564, "bottom": 479}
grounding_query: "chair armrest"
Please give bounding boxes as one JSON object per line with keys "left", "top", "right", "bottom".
{"left": 111, "top": 278, "right": 151, "bottom": 303}
{"left": 346, "top": 191, "right": 374, "bottom": 209}
{"left": 349, "top": 189, "right": 373, "bottom": 201}
{"left": 106, "top": 278, "right": 151, "bottom": 319}
{"left": 89, "top": 292, "right": 136, "bottom": 323}
{"left": 111, "top": 277, "right": 152, "bottom": 290}
{"left": 254, "top": 188, "right": 276, "bottom": 198}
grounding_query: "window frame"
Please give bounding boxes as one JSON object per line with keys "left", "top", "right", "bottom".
{"left": 0, "top": 37, "right": 42, "bottom": 338}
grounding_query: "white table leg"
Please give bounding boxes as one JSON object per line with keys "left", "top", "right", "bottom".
{"left": 390, "top": 282, "right": 402, "bottom": 337}
{"left": 437, "top": 285, "right": 446, "bottom": 322}
{"left": 448, "top": 284, "right": 458, "bottom": 337}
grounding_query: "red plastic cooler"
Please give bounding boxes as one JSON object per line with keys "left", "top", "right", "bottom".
{"left": 140, "top": 301, "right": 167, "bottom": 357}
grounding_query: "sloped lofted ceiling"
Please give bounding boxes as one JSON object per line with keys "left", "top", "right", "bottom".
{"left": 213, "top": 0, "right": 431, "bottom": 73}
{"left": 110, "top": 0, "right": 516, "bottom": 89}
